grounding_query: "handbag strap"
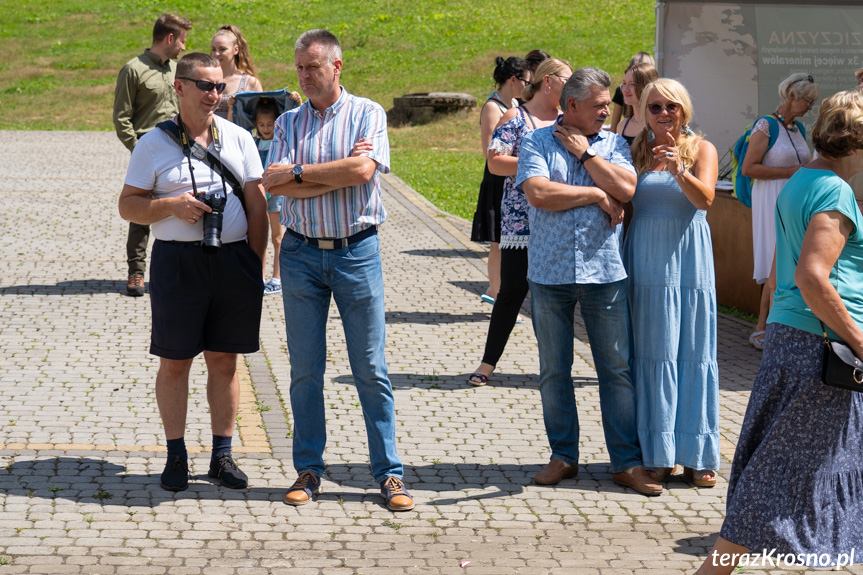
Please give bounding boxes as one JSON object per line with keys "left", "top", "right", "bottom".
{"left": 776, "top": 204, "right": 831, "bottom": 342}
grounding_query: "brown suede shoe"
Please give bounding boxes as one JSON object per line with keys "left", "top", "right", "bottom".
{"left": 126, "top": 274, "right": 145, "bottom": 297}
{"left": 533, "top": 459, "right": 579, "bottom": 485}
{"left": 612, "top": 466, "right": 663, "bottom": 496}
{"left": 380, "top": 477, "right": 415, "bottom": 511}
{"left": 284, "top": 471, "right": 321, "bottom": 506}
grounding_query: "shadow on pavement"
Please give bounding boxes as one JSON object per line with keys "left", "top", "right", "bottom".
{"left": 401, "top": 248, "right": 485, "bottom": 259}
{"left": 674, "top": 534, "right": 720, "bottom": 556}
{"left": 385, "top": 310, "right": 491, "bottom": 324}
{"left": 0, "top": 280, "right": 133, "bottom": 296}
{"left": 332, "top": 373, "right": 548, "bottom": 389}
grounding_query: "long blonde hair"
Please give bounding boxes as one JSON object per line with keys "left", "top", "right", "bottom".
{"left": 214, "top": 25, "right": 257, "bottom": 77}
{"left": 631, "top": 78, "right": 703, "bottom": 175}
{"left": 522, "top": 58, "right": 571, "bottom": 102}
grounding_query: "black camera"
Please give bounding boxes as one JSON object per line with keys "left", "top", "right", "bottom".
{"left": 195, "top": 190, "right": 227, "bottom": 253}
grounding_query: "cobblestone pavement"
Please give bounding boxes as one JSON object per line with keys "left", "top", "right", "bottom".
{"left": 0, "top": 131, "right": 859, "bottom": 574}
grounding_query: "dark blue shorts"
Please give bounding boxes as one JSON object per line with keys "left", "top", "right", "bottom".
{"left": 149, "top": 239, "right": 264, "bottom": 360}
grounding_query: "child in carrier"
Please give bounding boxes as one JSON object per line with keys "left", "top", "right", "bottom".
{"left": 252, "top": 98, "right": 283, "bottom": 296}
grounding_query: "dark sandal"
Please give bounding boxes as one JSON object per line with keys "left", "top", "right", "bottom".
{"left": 467, "top": 373, "right": 488, "bottom": 387}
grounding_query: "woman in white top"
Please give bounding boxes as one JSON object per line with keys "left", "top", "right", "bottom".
{"left": 210, "top": 25, "right": 263, "bottom": 121}
{"left": 741, "top": 72, "right": 818, "bottom": 350}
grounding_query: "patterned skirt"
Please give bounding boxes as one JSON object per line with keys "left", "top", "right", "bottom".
{"left": 720, "top": 323, "right": 863, "bottom": 567}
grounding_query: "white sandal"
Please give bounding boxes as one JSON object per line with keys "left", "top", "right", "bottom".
{"left": 749, "top": 330, "right": 766, "bottom": 351}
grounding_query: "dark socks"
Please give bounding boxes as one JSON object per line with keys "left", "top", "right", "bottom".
{"left": 212, "top": 435, "right": 232, "bottom": 460}
{"left": 166, "top": 437, "right": 187, "bottom": 460}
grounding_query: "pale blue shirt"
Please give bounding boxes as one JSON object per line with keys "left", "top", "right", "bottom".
{"left": 515, "top": 125, "right": 635, "bottom": 285}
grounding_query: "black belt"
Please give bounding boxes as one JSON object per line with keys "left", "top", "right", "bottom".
{"left": 286, "top": 226, "right": 377, "bottom": 250}
{"left": 156, "top": 239, "right": 246, "bottom": 247}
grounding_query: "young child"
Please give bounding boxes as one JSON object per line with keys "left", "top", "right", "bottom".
{"left": 253, "top": 99, "right": 283, "bottom": 295}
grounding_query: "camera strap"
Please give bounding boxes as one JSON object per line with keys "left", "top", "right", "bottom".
{"left": 157, "top": 117, "right": 246, "bottom": 211}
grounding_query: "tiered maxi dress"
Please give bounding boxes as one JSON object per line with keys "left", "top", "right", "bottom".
{"left": 623, "top": 171, "right": 720, "bottom": 472}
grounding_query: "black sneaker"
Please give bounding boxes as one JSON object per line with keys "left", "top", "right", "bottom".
{"left": 208, "top": 453, "right": 248, "bottom": 489}
{"left": 160, "top": 455, "right": 189, "bottom": 491}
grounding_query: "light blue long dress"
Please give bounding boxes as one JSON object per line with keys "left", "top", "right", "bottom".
{"left": 623, "top": 171, "right": 720, "bottom": 471}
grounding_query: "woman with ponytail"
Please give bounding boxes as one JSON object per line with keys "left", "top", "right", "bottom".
{"left": 211, "top": 25, "right": 263, "bottom": 120}
{"left": 468, "top": 58, "right": 572, "bottom": 386}
{"left": 471, "top": 56, "right": 531, "bottom": 304}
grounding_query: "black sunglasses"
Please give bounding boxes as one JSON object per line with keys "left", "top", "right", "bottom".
{"left": 177, "top": 77, "right": 227, "bottom": 94}
{"left": 647, "top": 102, "right": 681, "bottom": 115}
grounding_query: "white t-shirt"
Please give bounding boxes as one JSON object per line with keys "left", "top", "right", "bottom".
{"left": 125, "top": 116, "right": 264, "bottom": 242}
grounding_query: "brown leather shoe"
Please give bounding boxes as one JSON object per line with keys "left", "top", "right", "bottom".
{"left": 284, "top": 471, "right": 321, "bottom": 506}
{"left": 613, "top": 466, "right": 663, "bottom": 496}
{"left": 533, "top": 459, "right": 579, "bottom": 485}
{"left": 381, "top": 477, "right": 415, "bottom": 511}
{"left": 126, "top": 274, "right": 145, "bottom": 297}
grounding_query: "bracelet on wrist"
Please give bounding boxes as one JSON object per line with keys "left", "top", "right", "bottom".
{"left": 673, "top": 165, "right": 686, "bottom": 178}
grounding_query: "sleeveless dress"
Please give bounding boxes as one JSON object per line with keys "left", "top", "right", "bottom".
{"left": 622, "top": 171, "right": 720, "bottom": 471}
{"left": 214, "top": 73, "right": 249, "bottom": 119}
{"left": 750, "top": 116, "right": 810, "bottom": 283}
{"left": 471, "top": 92, "right": 510, "bottom": 243}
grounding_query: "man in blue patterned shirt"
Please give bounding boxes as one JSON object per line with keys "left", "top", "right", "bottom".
{"left": 515, "top": 67, "right": 661, "bottom": 496}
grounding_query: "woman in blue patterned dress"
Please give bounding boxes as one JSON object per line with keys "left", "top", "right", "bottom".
{"left": 697, "top": 89, "right": 863, "bottom": 574}
{"left": 468, "top": 58, "right": 572, "bottom": 385}
{"left": 623, "top": 79, "right": 720, "bottom": 486}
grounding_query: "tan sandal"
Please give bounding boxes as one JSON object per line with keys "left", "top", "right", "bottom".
{"left": 683, "top": 467, "right": 717, "bottom": 488}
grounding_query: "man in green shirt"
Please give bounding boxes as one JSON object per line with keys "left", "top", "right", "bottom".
{"left": 113, "top": 13, "right": 192, "bottom": 297}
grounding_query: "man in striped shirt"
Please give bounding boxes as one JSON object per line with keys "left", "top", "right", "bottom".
{"left": 263, "top": 29, "right": 413, "bottom": 512}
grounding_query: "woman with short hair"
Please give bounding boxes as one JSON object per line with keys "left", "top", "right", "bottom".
{"left": 743, "top": 72, "right": 818, "bottom": 350}
{"left": 697, "top": 88, "right": 863, "bottom": 575}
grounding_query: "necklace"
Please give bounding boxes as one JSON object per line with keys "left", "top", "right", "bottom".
{"left": 773, "top": 111, "right": 797, "bottom": 132}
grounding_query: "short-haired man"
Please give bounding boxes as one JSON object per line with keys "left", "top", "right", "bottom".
{"left": 263, "top": 29, "right": 414, "bottom": 511}
{"left": 114, "top": 13, "right": 193, "bottom": 297}
{"left": 118, "top": 53, "right": 268, "bottom": 492}
{"left": 516, "top": 67, "right": 662, "bottom": 496}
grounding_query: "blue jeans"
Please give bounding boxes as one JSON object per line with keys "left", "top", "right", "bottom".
{"left": 528, "top": 279, "right": 641, "bottom": 473}
{"left": 280, "top": 232, "right": 403, "bottom": 483}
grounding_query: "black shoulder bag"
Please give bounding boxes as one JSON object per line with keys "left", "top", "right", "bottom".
{"left": 777, "top": 204, "right": 863, "bottom": 392}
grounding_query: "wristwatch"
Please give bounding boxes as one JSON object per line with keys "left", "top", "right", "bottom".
{"left": 580, "top": 147, "right": 597, "bottom": 163}
{"left": 292, "top": 164, "right": 304, "bottom": 184}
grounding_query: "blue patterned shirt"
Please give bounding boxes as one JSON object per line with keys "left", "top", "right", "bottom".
{"left": 515, "top": 126, "right": 635, "bottom": 285}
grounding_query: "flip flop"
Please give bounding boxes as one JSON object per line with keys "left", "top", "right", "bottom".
{"left": 749, "top": 330, "right": 766, "bottom": 351}
{"left": 467, "top": 373, "right": 488, "bottom": 387}
{"left": 480, "top": 294, "right": 495, "bottom": 305}
{"left": 515, "top": 315, "right": 525, "bottom": 324}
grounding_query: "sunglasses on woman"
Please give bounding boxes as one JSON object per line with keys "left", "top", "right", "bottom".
{"left": 647, "top": 102, "right": 680, "bottom": 115}
{"left": 177, "top": 77, "right": 227, "bottom": 94}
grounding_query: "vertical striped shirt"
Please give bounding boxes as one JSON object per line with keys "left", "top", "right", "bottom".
{"left": 269, "top": 87, "right": 390, "bottom": 239}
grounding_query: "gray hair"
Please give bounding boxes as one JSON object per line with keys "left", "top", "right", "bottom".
{"left": 559, "top": 67, "right": 611, "bottom": 108}
{"left": 295, "top": 29, "right": 342, "bottom": 63}
{"left": 779, "top": 72, "right": 818, "bottom": 105}
{"left": 176, "top": 52, "right": 219, "bottom": 79}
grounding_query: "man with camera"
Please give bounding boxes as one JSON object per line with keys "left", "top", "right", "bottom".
{"left": 118, "top": 52, "right": 268, "bottom": 492}
{"left": 113, "top": 13, "right": 193, "bottom": 297}
{"left": 262, "top": 29, "right": 414, "bottom": 512}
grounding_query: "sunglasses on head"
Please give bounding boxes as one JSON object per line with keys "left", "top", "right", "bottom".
{"left": 647, "top": 102, "right": 680, "bottom": 115}
{"left": 177, "top": 77, "right": 227, "bottom": 94}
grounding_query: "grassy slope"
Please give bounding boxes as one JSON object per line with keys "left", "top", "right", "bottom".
{"left": 0, "top": 0, "right": 654, "bottom": 219}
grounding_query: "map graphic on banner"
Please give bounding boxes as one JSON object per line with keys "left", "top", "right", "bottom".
{"left": 659, "top": 2, "right": 863, "bottom": 168}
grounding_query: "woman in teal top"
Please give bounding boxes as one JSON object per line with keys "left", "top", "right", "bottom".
{"left": 698, "top": 89, "right": 863, "bottom": 574}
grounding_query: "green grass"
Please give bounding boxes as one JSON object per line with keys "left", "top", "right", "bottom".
{"left": 0, "top": 0, "right": 655, "bottom": 217}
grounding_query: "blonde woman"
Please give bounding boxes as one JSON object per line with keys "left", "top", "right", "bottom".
{"left": 697, "top": 89, "right": 863, "bottom": 575}
{"left": 623, "top": 79, "right": 720, "bottom": 488}
{"left": 468, "top": 58, "right": 572, "bottom": 386}
{"left": 210, "top": 25, "right": 263, "bottom": 120}
{"left": 743, "top": 72, "right": 818, "bottom": 350}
